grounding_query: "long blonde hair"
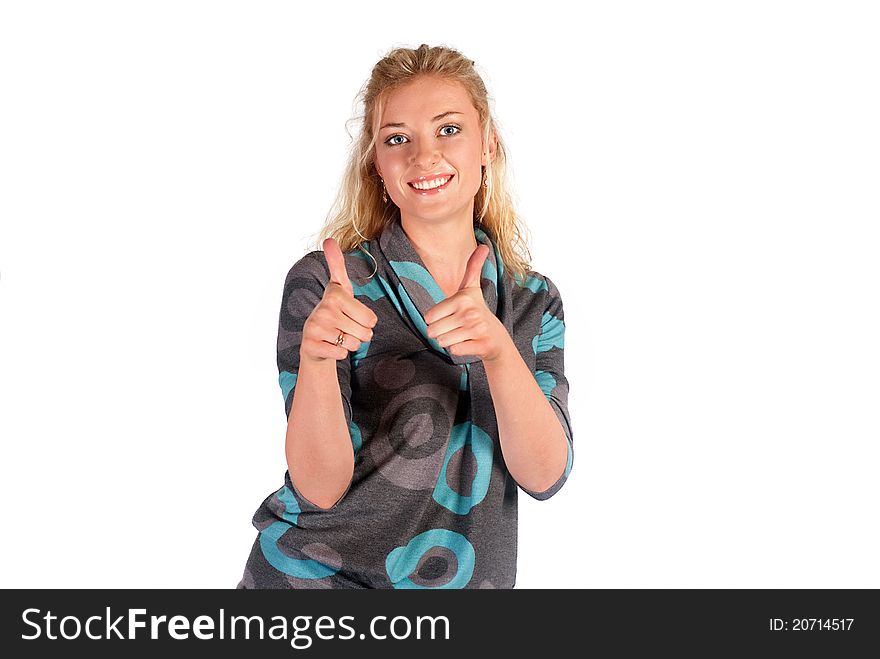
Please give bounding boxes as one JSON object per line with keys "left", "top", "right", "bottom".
{"left": 315, "top": 43, "right": 532, "bottom": 283}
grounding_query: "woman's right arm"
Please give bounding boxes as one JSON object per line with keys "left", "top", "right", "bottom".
{"left": 283, "top": 238, "right": 377, "bottom": 510}
{"left": 285, "top": 354, "right": 355, "bottom": 510}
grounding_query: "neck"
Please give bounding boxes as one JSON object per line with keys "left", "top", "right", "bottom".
{"left": 399, "top": 213, "right": 479, "bottom": 288}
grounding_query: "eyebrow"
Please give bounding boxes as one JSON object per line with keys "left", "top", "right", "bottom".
{"left": 379, "top": 111, "right": 463, "bottom": 131}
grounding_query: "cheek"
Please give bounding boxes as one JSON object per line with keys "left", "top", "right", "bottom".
{"left": 456, "top": 143, "right": 485, "bottom": 177}
{"left": 377, "top": 152, "right": 406, "bottom": 179}
{"left": 459, "top": 155, "right": 483, "bottom": 188}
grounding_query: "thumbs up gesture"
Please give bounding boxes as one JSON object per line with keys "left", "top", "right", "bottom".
{"left": 423, "top": 244, "right": 511, "bottom": 362}
{"left": 300, "top": 238, "right": 379, "bottom": 363}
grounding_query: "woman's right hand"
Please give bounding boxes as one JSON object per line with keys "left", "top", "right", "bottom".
{"left": 300, "top": 238, "right": 379, "bottom": 363}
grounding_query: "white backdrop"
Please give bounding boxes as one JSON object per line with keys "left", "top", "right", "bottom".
{"left": 1, "top": 1, "right": 878, "bottom": 589}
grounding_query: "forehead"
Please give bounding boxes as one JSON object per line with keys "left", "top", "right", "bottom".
{"left": 381, "top": 77, "right": 477, "bottom": 122}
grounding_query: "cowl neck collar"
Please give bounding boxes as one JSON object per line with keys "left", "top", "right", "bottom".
{"left": 368, "top": 217, "right": 510, "bottom": 365}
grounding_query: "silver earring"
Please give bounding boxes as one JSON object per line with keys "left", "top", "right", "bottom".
{"left": 381, "top": 178, "right": 388, "bottom": 203}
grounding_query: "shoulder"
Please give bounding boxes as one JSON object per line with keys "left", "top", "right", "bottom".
{"left": 284, "top": 250, "right": 327, "bottom": 284}
{"left": 510, "top": 268, "right": 564, "bottom": 302}
{"left": 285, "top": 246, "right": 376, "bottom": 286}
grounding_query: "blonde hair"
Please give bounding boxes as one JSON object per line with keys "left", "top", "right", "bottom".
{"left": 314, "top": 43, "right": 532, "bottom": 283}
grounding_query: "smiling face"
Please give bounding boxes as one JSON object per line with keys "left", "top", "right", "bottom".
{"left": 373, "top": 75, "right": 495, "bottom": 227}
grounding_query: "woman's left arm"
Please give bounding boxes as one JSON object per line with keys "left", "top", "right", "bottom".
{"left": 481, "top": 331, "right": 570, "bottom": 494}
{"left": 424, "top": 246, "right": 572, "bottom": 497}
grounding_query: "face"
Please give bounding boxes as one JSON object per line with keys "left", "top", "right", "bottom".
{"left": 372, "top": 76, "right": 496, "bottom": 226}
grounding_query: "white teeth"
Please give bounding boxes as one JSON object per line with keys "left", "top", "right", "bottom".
{"left": 411, "top": 176, "right": 449, "bottom": 190}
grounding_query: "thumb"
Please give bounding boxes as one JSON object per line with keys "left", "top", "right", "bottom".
{"left": 323, "top": 237, "right": 353, "bottom": 296}
{"left": 458, "top": 244, "right": 490, "bottom": 291}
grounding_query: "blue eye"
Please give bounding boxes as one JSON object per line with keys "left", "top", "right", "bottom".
{"left": 384, "top": 125, "right": 461, "bottom": 147}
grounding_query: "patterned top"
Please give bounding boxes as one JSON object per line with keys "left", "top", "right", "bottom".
{"left": 238, "top": 217, "right": 573, "bottom": 589}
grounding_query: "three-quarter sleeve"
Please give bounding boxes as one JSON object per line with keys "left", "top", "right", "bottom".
{"left": 519, "top": 273, "right": 574, "bottom": 501}
{"left": 277, "top": 250, "right": 353, "bottom": 427}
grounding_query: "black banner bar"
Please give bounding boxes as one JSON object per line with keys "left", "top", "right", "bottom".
{"left": 2, "top": 589, "right": 876, "bottom": 656}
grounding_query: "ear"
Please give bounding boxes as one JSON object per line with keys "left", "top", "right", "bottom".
{"left": 373, "top": 159, "right": 383, "bottom": 180}
{"left": 482, "top": 129, "right": 498, "bottom": 166}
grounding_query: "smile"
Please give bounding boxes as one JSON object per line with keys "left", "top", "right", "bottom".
{"left": 408, "top": 174, "right": 454, "bottom": 195}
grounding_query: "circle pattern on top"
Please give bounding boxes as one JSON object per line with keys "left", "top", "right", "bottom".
{"left": 260, "top": 523, "right": 339, "bottom": 580}
{"left": 370, "top": 383, "right": 457, "bottom": 490}
{"left": 257, "top": 486, "right": 341, "bottom": 583}
{"left": 281, "top": 543, "right": 343, "bottom": 589}
{"left": 385, "top": 528, "right": 475, "bottom": 589}
{"left": 432, "top": 421, "right": 494, "bottom": 515}
{"left": 374, "top": 355, "right": 416, "bottom": 390}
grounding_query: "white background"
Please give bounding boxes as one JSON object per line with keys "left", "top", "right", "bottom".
{"left": 1, "top": 1, "right": 878, "bottom": 589}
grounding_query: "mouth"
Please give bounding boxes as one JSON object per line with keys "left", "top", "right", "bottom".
{"left": 407, "top": 174, "right": 454, "bottom": 195}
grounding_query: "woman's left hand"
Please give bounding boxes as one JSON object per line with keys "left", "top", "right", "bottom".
{"left": 424, "top": 244, "right": 512, "bottom": 362}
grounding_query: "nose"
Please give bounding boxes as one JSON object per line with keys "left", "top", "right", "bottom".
{"left": 412, "top": 138, "right": 440, "bottom": 170}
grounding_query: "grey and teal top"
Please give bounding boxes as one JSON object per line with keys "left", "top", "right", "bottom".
{"left": 238, "top": 217, "right": 573, "bottom": 589}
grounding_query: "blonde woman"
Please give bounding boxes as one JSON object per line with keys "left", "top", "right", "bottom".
{"left": 238, "top": 44, "right": 573, "bottom": 589}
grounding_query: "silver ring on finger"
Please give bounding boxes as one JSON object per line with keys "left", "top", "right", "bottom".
{"left": 335, "top": 331, "right": 346, "bottom": 347}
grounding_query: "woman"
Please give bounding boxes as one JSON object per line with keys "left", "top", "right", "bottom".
{"left": 238, "top": 44, "right": 573, "bottom": 589}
